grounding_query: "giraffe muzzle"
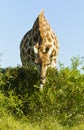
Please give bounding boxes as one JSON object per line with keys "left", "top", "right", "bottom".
{"left": 40, "top": 76, "right": 45, "bottom": 84}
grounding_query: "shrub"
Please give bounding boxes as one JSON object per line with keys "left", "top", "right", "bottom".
{"left": 0, "top": 56, "right": 84, "bottom": 127}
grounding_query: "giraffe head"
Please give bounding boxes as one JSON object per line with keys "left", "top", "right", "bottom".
{"left": 35, "top": 42, "right": 58, "bottom": 84}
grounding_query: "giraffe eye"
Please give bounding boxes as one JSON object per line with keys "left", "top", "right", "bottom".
{"left": 45, "top": 47, "right": 49, "bottom": 53}
{"left": 47, "top": 63, "right": 50, "bottom": 66}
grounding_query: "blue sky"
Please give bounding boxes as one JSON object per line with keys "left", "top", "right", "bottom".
{"left": 0, "top": 0, "right": 84, "bottom": 68}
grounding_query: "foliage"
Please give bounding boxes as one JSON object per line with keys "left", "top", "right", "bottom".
{"left": 0, "top": 56, "right": 84, "bottom": 129}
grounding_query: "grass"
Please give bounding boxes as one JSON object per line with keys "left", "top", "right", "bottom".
{"left": 0, "top": 110, "right": 84, "bottom": 130}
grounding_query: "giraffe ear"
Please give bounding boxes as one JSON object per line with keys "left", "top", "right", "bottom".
{"left": 33, "top": 44, "right": 38, "bottom": 54}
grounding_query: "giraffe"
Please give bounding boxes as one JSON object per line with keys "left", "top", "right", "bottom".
{"left": 20, "top": 10, "right": 59, "bottom": 86}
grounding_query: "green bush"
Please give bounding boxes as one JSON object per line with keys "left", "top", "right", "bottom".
{"left": 0, "top": 56, "right": 84, "bottom": 128}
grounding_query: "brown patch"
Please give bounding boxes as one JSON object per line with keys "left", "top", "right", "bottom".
{"left": 28, "top": 48, "right": 31, "bottom": 54}
{"left": 45, "top": 46, "right": 49, "bottom": 53}
{"left": 28, "top": 55, "right": 30, "bottom": 61}
{"left": 29, "top": 39, "right": 32, "bottom": 46}
{"left": 33, "top": 35, "right": 38, "bottom": 42}
{"left": 48, "top": 37, "right": 51, "bottom": 42}
{"left": 54, "top": 59, "right": 56, "bottom": 63}
{"left": 25, "top": 43, "right": 28, "bottom": 49}
{"left": 50, "top": 48, "right": 56, "bottom": 58}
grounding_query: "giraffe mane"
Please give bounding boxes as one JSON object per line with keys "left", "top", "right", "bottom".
{"left": 32, "top": 10, "right": 53, "bottom": 43}
{"left": 38, "top": 10, "right": 52, "bottom": 41}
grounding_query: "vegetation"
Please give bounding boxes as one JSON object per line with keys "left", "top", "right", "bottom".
{"left": 0, "top": 56, "right": 84, "bottom": 130}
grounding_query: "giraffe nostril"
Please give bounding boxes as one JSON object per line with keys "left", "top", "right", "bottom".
{"left": 40, "top": 76, "right": 45, "bottom": 80}
{"left": 40, "top": 76, "right": 45, "bottom": 84}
